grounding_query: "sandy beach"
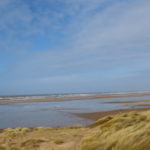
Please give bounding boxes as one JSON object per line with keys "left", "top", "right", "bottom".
{"left": 1, "top": 92, "right": 150, "bottom": 149}
{"left": 1, "top": 109, "right": 150, "bottom": 150}
{"left": 1, "top": 91, "right": 150, "bottom": 104}
{"left": 77, "top": 107, "right": 150, "bottom": 121}
{"left": 1, "top": 91, "right": 150, "bottom": 128}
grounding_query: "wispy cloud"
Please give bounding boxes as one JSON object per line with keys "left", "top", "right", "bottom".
{"left": 0, "top": 0, "right": 150, "bottom": 94}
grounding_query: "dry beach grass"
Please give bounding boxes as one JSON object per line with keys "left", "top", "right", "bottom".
{"left": 82, "top": 111, "right": 150, "bottom": 150}
{"left": 1, "top": 110, "right": 150, "bottom": 150}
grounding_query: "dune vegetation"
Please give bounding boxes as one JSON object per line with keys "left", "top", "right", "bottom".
{"left": 0, "top": 111, "right": 150, "bottom": 150}
{"left": 82, "top": 111, "right": 150, "bottom": 150}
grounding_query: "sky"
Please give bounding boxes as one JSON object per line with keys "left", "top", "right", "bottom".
{"left": 0, "top": 0, "right": 150, "bottom": 95}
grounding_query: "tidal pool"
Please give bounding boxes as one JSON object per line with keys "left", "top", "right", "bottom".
{"left": 0, "top": 95, "right": 150, "bottom": 128}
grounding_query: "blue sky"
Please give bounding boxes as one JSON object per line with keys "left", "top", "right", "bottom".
{"left": 0, "top": 0, "right": 150, "bottom": 95}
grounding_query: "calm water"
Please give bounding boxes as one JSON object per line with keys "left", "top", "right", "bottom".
{"left": 0, "top": 95, "right": 150, "bottom": 128}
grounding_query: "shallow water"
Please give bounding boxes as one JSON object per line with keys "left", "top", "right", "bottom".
{"left": 0, "top": 95, "right": 150, "bottom": 128}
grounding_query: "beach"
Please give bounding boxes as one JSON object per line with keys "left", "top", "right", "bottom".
{"left": 0, "top": 110, "right": 150, "bottom": 150}
{"left": 1, "top": 91, "right": 150, "bottom": 104}
{"left": 77, "top": 107, "right": 150, "bottom": 121}
{"left": 1, "top": 92, "right": 150, "bottom": 128}
{"left": 1, "top": 92, "right": 150, "bottom": 150}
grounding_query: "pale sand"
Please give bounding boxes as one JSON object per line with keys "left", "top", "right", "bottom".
{"left": 1, "top": 92, "right": 150, "bottom": 104}
{"left": 104, "top": 99, "right": 150, "bottom": 104}
{"left": 76, "top": 108, "right": 150, "bottom": 121}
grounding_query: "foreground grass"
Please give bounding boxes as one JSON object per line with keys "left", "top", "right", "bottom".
{"left": 82, "top": 111, "right": 150, "bottom": 150}
{"left": 1, "top": 111, "right": 150, "bottom": 150}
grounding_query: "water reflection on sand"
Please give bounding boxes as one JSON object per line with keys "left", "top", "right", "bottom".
{"left": 0, "top": 95, "right": 150, "bottom": 128}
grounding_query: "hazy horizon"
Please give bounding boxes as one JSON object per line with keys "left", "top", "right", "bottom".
{"left": 1, "top": 0, "right": 150, "bottom": 95}
{"left": 0, "top": 90, "right": 150, "bottom": 97}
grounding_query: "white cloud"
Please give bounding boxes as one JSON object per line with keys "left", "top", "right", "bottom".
{"left": 7, "top": 0, "right": 150, "bottom": 73}
{"left": 0, "top": 0, "right": 150, "bottom": 93}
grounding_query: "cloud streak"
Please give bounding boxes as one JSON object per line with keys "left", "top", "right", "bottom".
{"left": 0, "top": 0, "right": 150, "bottom": 94}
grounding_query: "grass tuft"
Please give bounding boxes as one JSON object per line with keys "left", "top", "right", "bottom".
{"left": 10, "top": 147, "right": 20, "bottom": 150}
{"left": 81, "top": 111, "right": 150, "bottom": 150}
{"left": 21, "top": 139, "right": 45, "bottom": 148}
{"left": 54, "top": 139, "right": 64, "bottom": 144}
{"left": 0, "top": 146, "right": 6, "bottom": 150}
{"left": 90, "top": 116, "right": 113, "bottom": 128}
{"left": 3, "top": 128, "right": 31, "bottom": 137}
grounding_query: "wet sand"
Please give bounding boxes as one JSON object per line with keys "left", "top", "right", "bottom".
{"left": 105, "top": 99, "right": 150, "bottom": 104}
{"left": 1, "top": 92, "right": 150, "bottom": 104}
{"left": 76, "top": 108, "right": 150, "bottom": 121}
{"left": 1, "top": 92, "right": 150, "bottom": 128}
{"left": 135, "top": 104, "right": 150, "bottom": 107}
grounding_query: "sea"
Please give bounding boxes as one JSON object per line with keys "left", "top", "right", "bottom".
{"left": 0, "top": 92, "right": 150, "bottom": 129}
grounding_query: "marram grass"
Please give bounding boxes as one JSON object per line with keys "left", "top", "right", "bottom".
{"left": 81, "top": 111, "right": 150, "bottom": 150}
{"left": 0, "top": 111, "right": 150, "bottom": 150}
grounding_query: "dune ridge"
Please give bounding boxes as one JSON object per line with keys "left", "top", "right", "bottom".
{"left": 0, "top": 110, "right": 150, "bottom": 150}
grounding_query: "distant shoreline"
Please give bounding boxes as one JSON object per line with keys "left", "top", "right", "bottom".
{"left": 1, "top": 91, "right": 150, "bottom": 104}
